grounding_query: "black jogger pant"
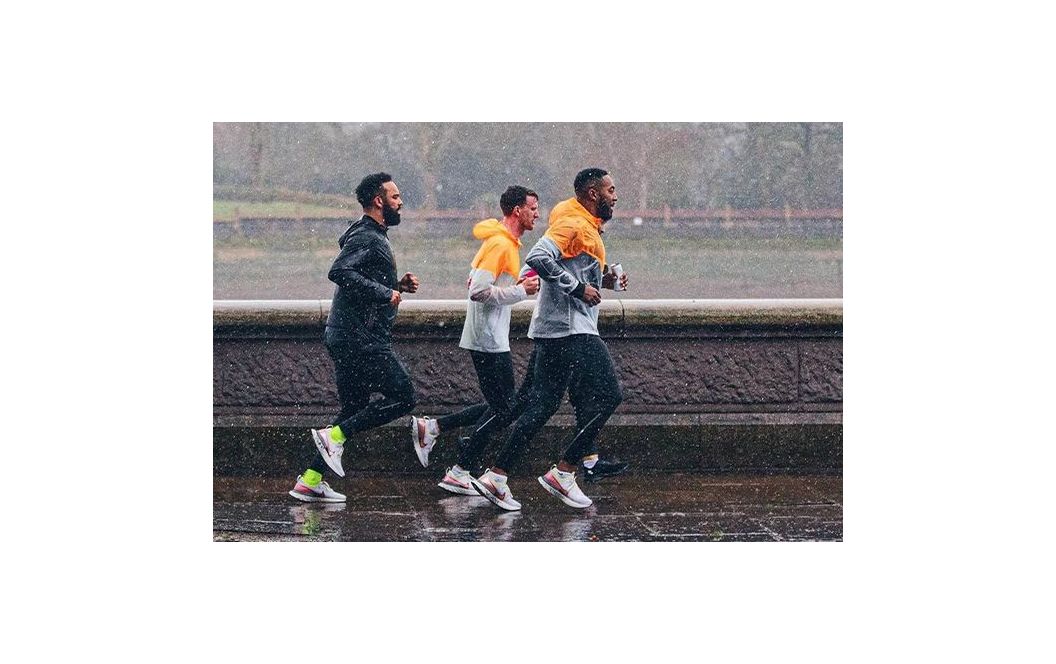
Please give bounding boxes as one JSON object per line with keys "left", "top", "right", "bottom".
{"left": 455, "top": 349, "right": 539, "bottom": 472}
{"left": 433, "top": 351, "right": 505, "bottom": 431}
{"left": 306, "top": 342, "right": 416, "bottom": 477}
{"left": 494, "top": 334, "right": 622, "bottom": 471}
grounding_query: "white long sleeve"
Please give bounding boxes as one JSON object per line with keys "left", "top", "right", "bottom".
{"left": 468, "top": 267, "right": 527, "bottom": 306}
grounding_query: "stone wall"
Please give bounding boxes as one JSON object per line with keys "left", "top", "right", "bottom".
{"left": 214, "top": 299, "right": 842, "bottom": 474}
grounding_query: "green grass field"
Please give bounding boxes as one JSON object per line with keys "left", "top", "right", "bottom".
{"left": 213, "top": 200, "right": 351, "bottom": 221}
{"left": 214, "top": 223, "right": 842, "bottom": 300}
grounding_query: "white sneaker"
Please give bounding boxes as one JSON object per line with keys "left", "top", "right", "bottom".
{"left": 410, "top": 416, "right": 440, "bottom": 467}
{"left": 471, "top": 470, "right": 522, "bottom": 511}
{"left": 537, "top": 466, "right": 592, "bottom": 508}
{"left": 288, "top": 475, "right": 346, "bottom": 503}
{"left": 437, "top": 465, "right": 478, "bottom": 496}
{"left": 312, "top": 426, "right": 345, "bottom": 477}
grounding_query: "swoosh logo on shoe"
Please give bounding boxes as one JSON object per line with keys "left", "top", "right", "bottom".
{"left": 544, "top": 473, "right": 570, "bottom": 496}
{"left": 483, "top": 479, "right": 508, "bottom": 501}
{"left": 416, "top": 426, "right": 430, "bottom": 448}
{"left": 444, "top": 476, "right": 470, "bottom": 488}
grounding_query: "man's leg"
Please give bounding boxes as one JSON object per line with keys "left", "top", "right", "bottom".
{"left": 566, "top": 350, "right": 628, "bottom": 481}
{"left": 290, "top": 339, "right": 368, "bottom": 501}
{"left": 470, "top": 343, "right": 566, "bottom": 511}
{"left": 455, "top": 351, "right": 518, "bottom": 473}
{"left": 410, "top": 350, "right": 488, "bottom": 467}
{"left": 423, "top": 346, "right": 537, "bottom": 440}
{"left": 559, "top": 335, "right": 623, "bottom": 467}
{"left": 532, "top": 337, "right": 620, "bottom": 510}
{"left": 336, "top": 348, "right": 416, "bottom": 434}
{"left": 491, "top": 339, "right": 572, "bottom": 474}
{"left": 330, "top": 345, "right": 371, "bottom": 428}
{"left": 304, "top": 341, "right": 370, "bottom": 472}
{"left": 441, "top": 348, "right": 541, "bottom": 498}
{"left": 506, "top": 345, "right": 539, "bottom": 421}
{"left": 434, "top": 403, "right": 491, "bottom": 432}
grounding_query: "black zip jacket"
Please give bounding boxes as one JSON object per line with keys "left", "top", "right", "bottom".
{"left": 324, "top": 215, "right": 398, "bottom": 351}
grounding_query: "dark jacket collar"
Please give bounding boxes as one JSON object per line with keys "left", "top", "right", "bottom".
{"left": 356, "top": 214, "right": 388, "bottom": 235}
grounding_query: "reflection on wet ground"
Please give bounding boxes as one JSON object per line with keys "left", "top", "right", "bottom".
{"left": 213, "top": 472, "right": 842, "bottom": 542}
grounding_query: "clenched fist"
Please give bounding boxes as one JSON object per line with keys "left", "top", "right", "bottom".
{"left": 398, "top": 272, "right": 419, "bottom": 293}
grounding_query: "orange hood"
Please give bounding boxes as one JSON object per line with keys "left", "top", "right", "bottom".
{"left": 470, "top": 219, "right": 521, "bottom": 279}
{"left": 544, "top": 197, "right": 606, "bottom": 267}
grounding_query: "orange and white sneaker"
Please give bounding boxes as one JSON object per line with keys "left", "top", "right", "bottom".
{"left": 537, "top": 466, "right": 592, "bottom": 508}
{"left": 410, "top": 416, "right": 440, "bottom": 467}
{"left": 437, "top": 465, "right": 477, "bottom": 496}
{"left": 288, "top": 475, "right": 346, "bottom": 503}
{"left": 471, "top": 470, "right": 521, "bottom": 511}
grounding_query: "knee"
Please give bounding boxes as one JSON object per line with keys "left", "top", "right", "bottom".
{"left": 519, "top": 395, "right": 561, "bottom": 426}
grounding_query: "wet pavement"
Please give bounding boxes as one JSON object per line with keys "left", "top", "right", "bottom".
{"left": 214, "top": 472, "right": 842, "bottom": 541}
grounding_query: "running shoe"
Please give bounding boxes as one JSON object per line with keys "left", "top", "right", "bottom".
{"left": 312, "top": 426, "right": 345, "bottom": 477}
{"left": 288, "top": 475, "right": 346, "bottom": 503}
{"left": 437, "top": 465, "right": 478, "bottom": 496}
{"left": 583, "top": 456, "right": 629, "bottom": 483}
{"left": 471, "top": 470, "right": 522, "bottom": 511}
{"left": 537, "top": 466, "right": 592, "bottom": 508}
{"left": 410, "top": 416, "right": 440, "bottom": 467}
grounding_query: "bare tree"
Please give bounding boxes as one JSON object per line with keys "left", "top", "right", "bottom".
{"left": 247, "top": 122, "right": 268, "bottom": 188}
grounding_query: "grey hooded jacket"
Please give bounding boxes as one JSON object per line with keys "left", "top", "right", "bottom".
{"left": 524, "top": 235, "right": 603, "bottom": 339}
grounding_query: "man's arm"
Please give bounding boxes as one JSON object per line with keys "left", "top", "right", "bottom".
{"left": 468, "top": 268, "right": 528, "bottom": 305}
{"left": 524, "top": 236, "right": 599, "bottom": 304}
{"left": 327, "top": 238, "right": 392, "bottom": 303}
{"left": 525, "top": 236, "right": 581, "bottom": 295}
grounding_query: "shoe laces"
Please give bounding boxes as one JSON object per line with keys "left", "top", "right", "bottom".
{"left": 487, "top": 471, "right": 508, "bottom": 486}
{"left": 552, "top": 468, "right": 575, "bottom": 487}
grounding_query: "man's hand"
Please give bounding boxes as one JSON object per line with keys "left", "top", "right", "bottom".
{"left": 579, "top": 284, "right": 602, "bottom": 306}
{"left": 390, "top": 290, "right": 402, "bottom": 307}
{"left": 398, "top": 272, "right": 419, "bottom": 293}
{"left": 521, "top": 276, "right": 540, "bottom": 295}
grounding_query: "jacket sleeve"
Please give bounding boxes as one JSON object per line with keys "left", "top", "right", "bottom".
{"left": 468, "top": 268, "right": 527, "bottom": 305}
{"left": 525, "top": 236, "right": 581, "bottom": 296}
{"left": 327, "top": 237, "right": 392, "bottom": 303}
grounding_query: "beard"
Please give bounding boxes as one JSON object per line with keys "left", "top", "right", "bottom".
{"left": 597, "top": 199, "right": 613, "bottom": 221}
{"left": 382, "top": 202, "right": 402, "bottom": 226}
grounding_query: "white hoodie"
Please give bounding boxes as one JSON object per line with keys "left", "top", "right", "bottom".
{"left": 458, "top": 219, "right": 529, "bottom": 353}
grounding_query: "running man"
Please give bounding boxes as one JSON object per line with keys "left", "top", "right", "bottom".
{"left": 288, "top": 172, "right": 419, "bottom": 503}
{"left": 408, "top": 186, "right": 540, "bottom": 507}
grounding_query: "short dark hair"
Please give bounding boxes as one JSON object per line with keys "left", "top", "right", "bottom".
{"left": 573, "top": 168, "right": 609, "bottom": 195}
{"left": 355, "top": 172, "right": 393, "bottom": 209}
{"left": 499, "top": 185, "right": 538, "bottom": 216}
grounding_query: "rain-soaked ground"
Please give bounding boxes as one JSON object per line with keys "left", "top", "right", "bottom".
{"left": 214, "top": 472, "right": 842, "bottom": 542}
